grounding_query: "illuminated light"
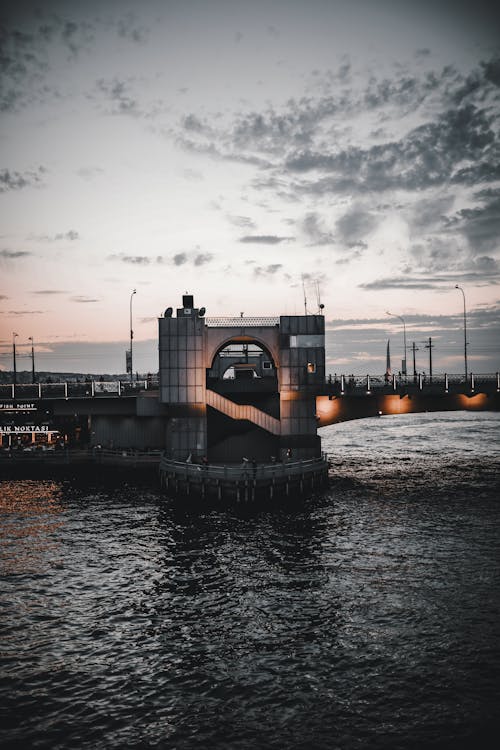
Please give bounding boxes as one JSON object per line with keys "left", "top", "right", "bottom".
{"left": 316, "top": 395, "right": 341, "bottom": 426}
{"left": 457, "top": 393, "right": 488, "bottom": 410}
{"left": 378, "top": 410, "right": 383, "bottom": 415}
{"left": 380, "top": 395, "right": 413, "bottom": 415}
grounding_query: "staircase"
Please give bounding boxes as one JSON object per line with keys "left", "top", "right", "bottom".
{"left": 206, "top": 389, "right": 281, "bottom": 435}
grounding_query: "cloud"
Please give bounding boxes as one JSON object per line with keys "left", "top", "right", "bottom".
{"left": 336, "top": 205, "right": 377, "bottom": 243}
{"left": 172, "top": 252, "right": 187, "bottom": 266}
{"left": 77, "top": 166, "right": 104, "bottom": 180}
{"left": 239, "top": 235, "right": 295, "bottom": 244}
{"left": 0, "top": 10, "right": 99, "bottom": 111}
{"left": 108, "top": 254, "right": 151, "bottom": 265}
{"left": 193, "top": 253, "right": 213, "bottom": 266}
{"left": 94, "top": 77, "right": 140, "bottom": 115}
{"left": 174, "top": 56, "right": 500, "bottom": 216}
{"left": 0, "top": 249, "right": 31, "bottom": 259}
{"left": 107, "top": 251, "right": 210, "bottom": 267}
{"left": 70, "top": 296, "right": 99, "bottom": 303}
{"left": 481, "top": 57, "right": 500, "bottom": 87}
{"left": 286, "top": 103, "right": 497, "bottom": 195}
{"left": 227, "top": 215, "right": 257, "bottom": 229}
{"left": 410, "top": 195, "right": 455, "bottom": 232}
{"left": 0, "top": 167, "right": 46, "bottom": 192}
{"left": 302, "top": 212, "right": 335, "bottom": 245}
{"left": 2, "top": 310, "right": 45, "bottom": 315}
{"left": 253, "top": 263, "right": 283, "bottom": 277}
{"left": 32, "top": 289, "right": 66, "bottom": 295}
{"left": 360, "top": 268, "right": 500, "bottom": 290}
{"left": 360, "top": 277, "right": 442, "bottom": 290}
{"left": 115, "top": 13, "right": 148, "bottom": 44}
{"left": 31, "top": 230, "right": 79, "bottom": 242}
{"left": 449, "top": 192, "right": 500, "bottom": 253}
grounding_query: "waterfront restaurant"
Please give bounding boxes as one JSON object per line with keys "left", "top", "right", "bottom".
{"left": 0, "top": 400, "right": 61, "bottom": 449}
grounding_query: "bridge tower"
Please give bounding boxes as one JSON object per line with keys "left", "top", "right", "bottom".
{"left": 158, "top": 295, "right": 325, "bottom": 463}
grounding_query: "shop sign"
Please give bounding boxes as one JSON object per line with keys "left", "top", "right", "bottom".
{"left": 0, "top": 403, "right": 37, "bottom": 411}
{"left": 0, "top": 425, "right": 49, "bottom": 433}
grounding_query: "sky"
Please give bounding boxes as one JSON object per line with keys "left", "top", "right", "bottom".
{"left": 1, "top": 0, "right": 499, "bottom": 376}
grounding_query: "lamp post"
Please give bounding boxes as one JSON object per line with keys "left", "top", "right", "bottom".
{"left": 129, "top": 289, "right": 136, "bottom": 382}
{"left": 386, "top": 312, "right": 407, "bottom": 377}
{"left": 411, "top": 342, "right": 419, "bottom": 383}
{"left": 28, "top": 336, "right": 35, "bottom": 383}
{"left": 455, "top": 285, "right": 468, "bottom": 381}
{"left": 12, "top": 332, "right": 18, "bottom": 386}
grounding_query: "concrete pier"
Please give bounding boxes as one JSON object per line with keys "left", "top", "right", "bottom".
{"left": 158, "top": 455, "right": 329, "bottom": 501}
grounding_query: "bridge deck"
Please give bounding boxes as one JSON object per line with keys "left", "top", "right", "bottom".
{"left": 1, "top": 373, "right": 498, "bottom": 401}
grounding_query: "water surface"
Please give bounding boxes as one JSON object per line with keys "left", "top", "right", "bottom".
{"left": 1, "top": 412, "right": 499, "bottom": 749}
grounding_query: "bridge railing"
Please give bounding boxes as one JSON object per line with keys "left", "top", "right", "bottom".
{"left": 0, "top": 373, "right": 498, "bottom": 401}
{"left": 0, "top": 446, "right": 163, "bottom": 464}
{"left": 0, "top": 378, "right": 159, "bottom": 400}
{"left": 324, "top": 373, "right": 500, "bottom": 393}
{"left": 159, "top": 453, "right": 328, "bottom": 482}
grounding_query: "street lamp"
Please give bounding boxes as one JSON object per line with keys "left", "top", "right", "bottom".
{"left": 129, "top": 289, "right": 136, "bottom": 382}
{"left": 386, "top": 312, "right": 407, "bottom": 377}
{"left": 455, "top": 285, "right": 468, "bottom": 381}
{"left": 12, "top": 332, "right": 18, "bottom": 386}
{"left": 28, "top": 336, "right": 35, "bottom": 383}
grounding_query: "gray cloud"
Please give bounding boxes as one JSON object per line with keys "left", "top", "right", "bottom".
{"left": 360, "top": 268, "right": 500, "bottom": 290}
{"left": 115, "top": 14, "right": 148, "bottom": 44}
{"left": 302, "top": 212, "right": 335, "bottom": 245}
{"left": 360, "top": 277, "right": 442, "bottom": 290}
{"left": 410, "top": 195, "right": 455, "bottom": 232}
{"left": 227, "top": 215, "right": 257, "bottom": 229}
{"left": 0, "top": 8, "right": 146, "bottom": 112}
{"left": 107, "top": 252, "right": 209, "bottom": 267}
{"left": 0, "top": 167, "right": 46, "bottom": 192}
{"left": 287, "top": 103, "right": 497, "bottom": 195}
{"left": 77, "top": 166, "right": 104, "bottom": 180}
{"left": 122, "top": 255, "right": 150, "bottom": 265}
{"left": 70, "top": 295, "right": 99, "bottom": 303}
{"left": 239, "top": 235, "right": 295, "bottom": 244}
{"left": 2, "top": 309, "right": 45, "bottom": 315}
{"left": 194, "top": 253, "right": 213, "bottom": 266}
{"left": 31, "top": 230, "right": 79, "bottom": 242}
{"left": 336, "top": 205, "right": 377, "bottom": 243}
{"left": 172, "top": 252, "right": 187, "bottom": 266}
{"left": 175, "top": 57, "right": 499, "bottom": 218}
{"left": 94, "top": 77, "right": 139, "bottom": 115}
{"left": 0, "top": 249, "right": 31, "bottom": 258}
{"left": 450, "top": 192, "right": 500, "bottom": 253}
{"left": 481, "top": 57, "right": 500, "bottom": 87}
{"left": 254, "top": 263, "right": 283, "bottom": 277}
{"left": 32, "top": 289, "right": 66, "bottom": 295}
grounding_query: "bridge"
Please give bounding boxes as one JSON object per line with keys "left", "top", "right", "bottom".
{"left": 1, "top": 293, "right": 499, "bottom": 497}
{"left": 1, "top": 372, "right": 498, "bottom": 446}
{"left": 2, "top": 370, "right": 498, "bottom": 501}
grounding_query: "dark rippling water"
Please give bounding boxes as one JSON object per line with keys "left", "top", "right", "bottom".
{"left": 1, "top": 411, "right": 500, "bottom": 750}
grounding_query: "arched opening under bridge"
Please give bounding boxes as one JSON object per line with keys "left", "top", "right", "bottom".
{"left": 206, "top": 337, "right": 280, "bottom": 463}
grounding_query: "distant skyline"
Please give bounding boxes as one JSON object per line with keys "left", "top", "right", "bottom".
{"left": 1, "top": 0, "right": 499, "bottom": 374}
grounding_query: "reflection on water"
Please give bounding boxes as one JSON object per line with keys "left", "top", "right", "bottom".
{"left": 0, "top": 412, "right": 499, "bottom": 749}
{"left": 0, "top": 481, "right": 64, "bottom": 575}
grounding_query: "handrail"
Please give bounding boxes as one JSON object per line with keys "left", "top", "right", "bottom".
{"left": 205, "top": 317, "right": 279, "bottom": 327}
{"left": 159, "top": 454, "right": 328, "bottom": 481}
{"left": 205, "top": 388, "right": 281, "bottom": 434}
{"left": 0, "top": 372, "right": 498, "bottom": 401}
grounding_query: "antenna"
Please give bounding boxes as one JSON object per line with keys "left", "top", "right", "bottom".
{"left": 302, "top": 276, "right": 308, "bottom": 315}
{"left": 315, "top": 280, "right": 325, "bottom": 314}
